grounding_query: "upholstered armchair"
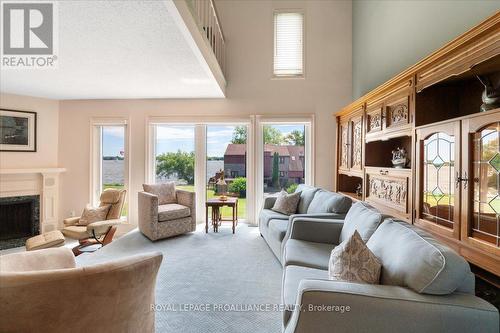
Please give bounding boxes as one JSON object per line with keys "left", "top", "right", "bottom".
{"left": 138, "top": 183, "right": 196, "bottom": 241}
{"left": 62, "top": 188, "right": 126, "bottom": 254}
{"left": 0, "top": 247, "right": 162, "bottom": 333}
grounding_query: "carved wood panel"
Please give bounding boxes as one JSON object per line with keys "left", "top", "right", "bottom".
{"left": 386, "top": 96, "right": 410, "bottom": 129}
{"left": 351, "top": 117, "right": 363, "bottom": 170}
{"left": 339, "top": 121, "right": 349, "bottom": 170}
{"left": 366, "top": 173, "right": 408, "bottom": 213}
{"left": 366, "top": 105, "right": 383, "bottom": 133}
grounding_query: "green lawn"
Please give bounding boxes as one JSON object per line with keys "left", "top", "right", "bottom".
{"left": 178, "top": 185, "right": 246, "bottom": 218}
{"left": 103, "top": 183, "right": 247, "bottom": 219}
{"left": 423, "top": 192, "right": 454, "bottom": 207}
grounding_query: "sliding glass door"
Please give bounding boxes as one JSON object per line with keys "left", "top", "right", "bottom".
{"left": 256, "top": 118, "right": 313, "bottom": 214}
{"left": 262, "top": 124, "right": 306, "bottom": 195}
{"left": 149, "top": 121, "right": 252, "bottom": 224}
{"left": 206, "top": 125, "right": 247, "bottom": 219}
{"left": 154, "top": 125, "right": 195, "bottom": 191}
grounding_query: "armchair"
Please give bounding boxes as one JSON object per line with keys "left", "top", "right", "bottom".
{"left": 62, "top": 188, "right": 126, "bottom": 255}
{"left": 0, "top": 247, "right": 162, "bottom": 333}
{"left": 138, "top": 185, "right": 196, "bottom": 241}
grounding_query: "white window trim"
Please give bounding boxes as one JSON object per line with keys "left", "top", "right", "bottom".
{"left": 89, "top": 117, "right": 130, "bottom": 222}
{"left": 272, "top": 9, "right": 306, "bottom": 79}
{"left": 145, "top": 116, "right": 255, "bottom": 225}
{"left": 255, "top": 115, "right": 315, "bottom": 221}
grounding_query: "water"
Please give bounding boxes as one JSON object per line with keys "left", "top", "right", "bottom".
{"left": 102, "top": 159, "right": 224, "bottom": 185}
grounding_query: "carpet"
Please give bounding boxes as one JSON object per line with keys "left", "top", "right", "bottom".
{"left": 76, "top": 223, "right": 283, "bottom": 333}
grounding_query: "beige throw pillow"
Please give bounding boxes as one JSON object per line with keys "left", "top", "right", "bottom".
{"left": 143, "top": 182, "right": 176, "bottom": 205}
{"left": 271, "top": 190, "right": 301, "bottom": 215}
{"left": 328, "top": 230, "right": 381, "bottom": 284}
{"left": 78, "top": 205, "right": 111, "bottom": 226}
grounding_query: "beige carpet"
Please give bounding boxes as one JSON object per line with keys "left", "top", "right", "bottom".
{"left": 76, "top": 223, "right": 283, "bottom": 333}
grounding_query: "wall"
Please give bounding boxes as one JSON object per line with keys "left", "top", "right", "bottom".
{"left": 352, "top": 0, "right": 500, "bottom": 99}
{"left": 0, "top": 93, "right": 59, "bottom": 169}
{"left": 58, "top": 0, "right": 352, "bottom": 225}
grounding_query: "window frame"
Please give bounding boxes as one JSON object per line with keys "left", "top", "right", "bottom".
{"left": 90, "top": 117, "right": 130, "bottom": 221}
{"left": 272, "top": 9, "right": 306, "bottom": 79}
{"left": 146, "top": 116, "right": 255, "bottom": 225}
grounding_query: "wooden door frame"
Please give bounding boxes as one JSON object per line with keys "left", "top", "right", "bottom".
{"left": 415, "top": 120, "right": 461, "bottom": 240}
{"left": 460, "top": 109, "right": 500, "bottom": 257}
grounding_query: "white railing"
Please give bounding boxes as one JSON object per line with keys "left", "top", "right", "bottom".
{"left": 187, "top": 0, "right": 226, "bottom": 76}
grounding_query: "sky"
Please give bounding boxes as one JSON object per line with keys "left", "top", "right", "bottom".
{"left": 101, "top": 124, "right": 305, "bottom": 157}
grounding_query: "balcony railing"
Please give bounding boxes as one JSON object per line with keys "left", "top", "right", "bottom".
{"left": 187, "top": 0, "right": 226, "bottom": 76}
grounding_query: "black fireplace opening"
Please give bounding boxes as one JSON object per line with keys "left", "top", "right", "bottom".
{"left": 0, "top": 195, "right": 40, "bottom": 250}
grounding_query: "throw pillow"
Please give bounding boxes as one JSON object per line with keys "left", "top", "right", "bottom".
{"left": 328, "top": 230, "right": 381, "bottom": 284}
{"left": 78, "top": 205, "right": 111, "bottom": 226}
{"left": 271, "top": 190, "right": 301, "bottom": 215}
{"left": 143, "top": 182, "right": 176, "bottom": 205}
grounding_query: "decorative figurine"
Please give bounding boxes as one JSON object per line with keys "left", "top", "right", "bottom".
{"left": 216, "top": 169, "right": 228, "bottom": 200}
{"left": 355, "top": 183, "right": 362, "bottom": 197}
{"left": 476, "top": 73, "right": 500, "bottom": 112}
{"left": 391, "top": 147, "right": 408, "bottom": 168}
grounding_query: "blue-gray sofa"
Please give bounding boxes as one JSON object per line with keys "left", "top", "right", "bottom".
{"left": 258, "top": 184, "right": 352, "bottom": 263}
{"left": 280, "top": 201, "right": 499, "bottom": 333}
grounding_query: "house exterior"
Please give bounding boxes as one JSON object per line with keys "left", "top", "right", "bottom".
{"left": 224, "top": 144, "right": 305, "bottom": 187}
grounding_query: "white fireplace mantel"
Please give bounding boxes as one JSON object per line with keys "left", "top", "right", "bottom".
{"left": 0, "top": 167, "right": 66, "bottom": 233}
{"left": 0, "top": 168, "right": 66, "bottom": 175}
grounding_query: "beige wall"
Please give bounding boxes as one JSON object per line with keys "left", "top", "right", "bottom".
{"left": 56, "top": 0, "right": 352, "bottom": 224}
{"left": 0, "top": 93, "right": 59, "bottom": 169}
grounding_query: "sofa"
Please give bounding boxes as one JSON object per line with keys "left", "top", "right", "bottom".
{"left": 138, "top": 185, "right": 196, "bottom": 241}
{"left": 259, "top": 184, "right": 352, "bottom": 262}
{"left": 281, "top": 201, "right": 499, "bottom": 333}
{"left": 0, "top": 247, "right": 163, "bottom": 333}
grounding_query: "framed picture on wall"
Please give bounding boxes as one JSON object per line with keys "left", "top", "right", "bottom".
{"left": 0, "top": 109, "right": 37, "bottom": 152}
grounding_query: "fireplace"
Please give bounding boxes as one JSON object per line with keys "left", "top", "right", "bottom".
{"left": 0, "top": 195, "right": 40, "bottom": 249}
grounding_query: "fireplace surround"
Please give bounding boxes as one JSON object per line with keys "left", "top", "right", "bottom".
{"left": 0, "top": 195, "right": 40, "bottom": 249}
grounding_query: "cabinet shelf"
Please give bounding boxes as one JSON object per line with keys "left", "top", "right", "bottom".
{"left": 339, "top": 191, "right": 362, "bottom": 202}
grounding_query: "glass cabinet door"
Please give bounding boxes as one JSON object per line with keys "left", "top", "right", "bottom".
{"left": 350, "top": 115, "right": 363, "bottom": 171}
{"left": 462, "top": 113, "right": 500, "bottom": 253}
{"left": 338, "top": 120, "right": 350, "bottom": 171}
{"left": 416, "top": 121, "right": 461, "bottom": 239}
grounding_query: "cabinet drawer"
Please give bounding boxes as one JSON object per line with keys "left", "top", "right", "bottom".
{"left": 365, "top": 168, "right": 410, "bottom": 214}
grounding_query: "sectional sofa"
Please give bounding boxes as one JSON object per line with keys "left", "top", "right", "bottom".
{"left": 259, "top": 187, "right": 499, "bottom": 333}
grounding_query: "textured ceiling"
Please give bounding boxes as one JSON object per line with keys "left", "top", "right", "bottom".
{"left": 0, "top": 0, "right": 224, "bottom": 99}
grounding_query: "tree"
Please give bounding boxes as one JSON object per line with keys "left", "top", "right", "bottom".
{"left": 231, "top": 126, "right": 247, "bottom": 144}
{"left": 231, "top": 125, "right": 286, "bottom": 145}
{"left": 156, "top": 150, "right": 195, "bottom": 185}
{"left": 264, "top": 125, "right": 284, "bottom": 145}
{"left": 272, "top": 152, "right": 279, "bottom": 188}
{"left": 285, "top": 130, "right": 305, "bottom": 146}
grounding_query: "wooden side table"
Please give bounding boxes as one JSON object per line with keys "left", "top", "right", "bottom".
{"left": 205, "top": 197, "right": 238, "bottom": 234}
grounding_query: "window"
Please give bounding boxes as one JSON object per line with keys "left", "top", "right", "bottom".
{"left": 273, "top": 11, "right": 304, "bottom": 77}
{"left": 154, "top": 125, "right": 195, "bottom": 190}
{"left": 91, "top": 120, "right": 128, "bottom": 218}
{"left": 207, "top": 125, "right": 248, "bottom": 219}
{"left": 148, "top": 121, "right": 252, "bottom": 223}
{"left": 261, "top": 122, "right": 310, "bottom": 196}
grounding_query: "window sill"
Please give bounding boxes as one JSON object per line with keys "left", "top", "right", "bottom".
{"left": 271, "top": 74, "right": 305, "bottom": 80}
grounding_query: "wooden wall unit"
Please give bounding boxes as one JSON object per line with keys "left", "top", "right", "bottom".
{"left": 334, "top": 12, "right": 500, "bottom": 276}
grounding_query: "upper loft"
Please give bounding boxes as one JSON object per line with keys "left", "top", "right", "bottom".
{"left": 0, "top": 0, "right": 227, "bottom": 99}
